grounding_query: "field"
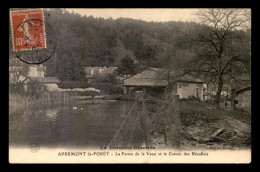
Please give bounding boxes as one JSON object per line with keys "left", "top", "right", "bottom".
{"left": 147, "top": 100, "right": 251, "bottom": 150}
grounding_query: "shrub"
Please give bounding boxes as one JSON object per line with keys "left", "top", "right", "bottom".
{"left": 89, "top": 83, "right": 124, "bottom": 95}
{"left": 9, "top": 82, "right": 26, "bottom": 95}
{"left": 58, "top": 81, "right": 89, "bottom": 89}
{"left": 26, "top": 79, "right": 48, "bottom": 99}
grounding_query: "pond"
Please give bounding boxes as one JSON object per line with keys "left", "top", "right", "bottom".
{"left": 9, "top": 100, "right": 134, "bottom": 149}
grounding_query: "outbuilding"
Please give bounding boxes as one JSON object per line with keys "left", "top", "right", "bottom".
{"left": 123, "top": 68, "right": 206, "bottom": 101}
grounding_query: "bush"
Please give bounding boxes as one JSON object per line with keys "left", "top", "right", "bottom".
{"left": 89, "top": 73, "right": 123, "bottom": 95}
{"left": 92, "top": 73, "right": 119, "bottom": 85}
{"left": 77, "top": 90, "right": 101, "bottom": 96}
{"left": 26, "top": 79, "right": 48, "bottom": 99}
{"left": 9, "top": 82, "right": 26, "bottom": 95}
{"left": 57, "top": 73, "right": 123, "bottom": 95}
{"left": 58, "top": 81, "right": 89, "bottom": 89}
{"left": 89, "top": 83, "right": 124, "bottom": 95}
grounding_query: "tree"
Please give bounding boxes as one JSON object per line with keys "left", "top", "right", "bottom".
{"left": 116, "top": 55, "right": 136, "bottom": 79}
{"left": 9, "top": 57, "right": 29, "bottom": 94}
{"left": 27, "top": 79, "right": 47, "bottom": 99}
{"left": 187, "top": 9, "right": 251, "bottom": 106}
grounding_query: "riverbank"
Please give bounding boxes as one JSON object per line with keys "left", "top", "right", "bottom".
{"left": 9, "top": 92, "right": 77, "bottom": 114}
{"left": 147, "top": 100, "right": 251, "bottom": 150}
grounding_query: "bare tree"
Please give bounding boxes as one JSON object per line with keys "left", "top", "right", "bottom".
{"left": 188, "top": 9, "right": 251, "bottom": 105}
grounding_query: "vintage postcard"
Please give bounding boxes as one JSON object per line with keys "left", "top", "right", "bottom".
{"left": 9, "top": 8, "right": 251, "bottom": 163}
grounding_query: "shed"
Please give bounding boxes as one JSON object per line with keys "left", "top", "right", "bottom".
{"left": 123, "top": 68, "right": 206, "bottom": 101}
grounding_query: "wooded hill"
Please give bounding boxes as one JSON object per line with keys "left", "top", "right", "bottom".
{"left": 41, "top": 9, "right": 208, "bottom": 81}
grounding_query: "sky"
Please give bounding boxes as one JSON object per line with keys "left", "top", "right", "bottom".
{"left": 66, "top": 8, "right": 199, "bottom": 22}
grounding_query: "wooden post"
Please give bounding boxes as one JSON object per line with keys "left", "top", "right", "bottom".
{"left": 231, "top": 89, "right": 237, "bottom": 109}
{"left": 123, "top": 86, "right": 127, "bottom": 95}
{"left": 63, "top": 92, "right": 65, "bottom": 104}
{"left": 168, "top": 95, "right": 181, "bottom": 149}
{"left": 136, "top": 91, "right": 151, "bottom": 146}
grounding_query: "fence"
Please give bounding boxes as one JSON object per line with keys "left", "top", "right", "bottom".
{"left": 107, "top": 91, "right": 181, "bottom": 149}
{"left": 36, "top": 91, "right": 77, "bottom": 105}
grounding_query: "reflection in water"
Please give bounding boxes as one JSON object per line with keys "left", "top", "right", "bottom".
{"left": 9, "top": 100, "right": 133, "bottom": 149}
{"left": 45, "top": 108, "right": 58, "bottom": 121}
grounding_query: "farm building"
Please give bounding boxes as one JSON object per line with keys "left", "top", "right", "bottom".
{"left": 123, "top": 68, "right": 206, "bottom": 101}
{"left": 84, "top": 66, "right": 117, "bottom": 83}
{"left": 232, "top": 86, "right": 251, "bottom": 111}
{"left": 26, "top": 65, "right": 60, "bottom": 91}
{"left": 9, "top": 64, "right": 60, "bottom": 91}
{"left": 230, "top": 73, "right": 251, "bottom": 110}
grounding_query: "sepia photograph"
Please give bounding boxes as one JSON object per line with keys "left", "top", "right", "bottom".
{"left": 9, "top": 8, "right": 251, "bottom": 163}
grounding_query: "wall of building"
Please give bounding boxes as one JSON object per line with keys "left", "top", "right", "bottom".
{"left": 28, "top": 65, "right": 45, "bottom": 77}
{"left": 176, "top": 82, "right": 204, "bottom": 101}
{"left": 236, "top": 90, "right": 251, "bottom": 110}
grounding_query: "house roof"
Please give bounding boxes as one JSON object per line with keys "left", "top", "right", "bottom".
{"left": 230, "top": 74, "right": 251, "bottom": 89}
{"left": 235, "top": 86, "right": 251, "bottom": 95}
{"left": 123, "top": 68, "right": 204, "bottom": 87}
{"left": 124, "top": 68, "right": 168, "bottom": 87}
{"left": 177, "top": 75, "right": 204, "bottom": 83}
{"left": 31, "top": 77, "right": 60, "bottom": 83}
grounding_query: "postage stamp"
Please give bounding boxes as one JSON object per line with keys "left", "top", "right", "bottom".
{"left": 10, "top": 8, "right": 56, "bottom": 64}
{"left": 10, "top": 9, "right": 46, "bottom": 51}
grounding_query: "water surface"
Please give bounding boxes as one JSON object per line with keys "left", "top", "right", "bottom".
{"left": 9, "top": 100, "right": 134, "bottom": 149}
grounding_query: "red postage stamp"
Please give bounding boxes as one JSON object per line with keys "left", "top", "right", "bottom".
{"left": 10, "top": 9, "right": 46, "bottom": 51}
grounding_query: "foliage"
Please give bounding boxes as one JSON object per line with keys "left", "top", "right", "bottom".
{"left": 89, "top": 83, "right": 124, "bottom": 95}
{"left": 90, "top": 73, "right": 123, "bottom": 94}
{"left": 42, "top": 9, "right": 202, "bottom": 82}
{"left": 183, "top": 9, "right": 251, "bottom": 105}
{"left": 26, "top": 79, "right": 48, "bottom": 99}
{"left": 9, "top": 57, "right": 29, "bottom": 95}
{"left": 115, "top": 55, "right": 136, "bottom": 79}
{"left": 9, "top": 82, "right": 26, "bottom": 95}
{"left": 92, "top": 73, "right": 120, "bottom": 84}
{"left": 57, "top": 81, "right": 89, "bottom": 89}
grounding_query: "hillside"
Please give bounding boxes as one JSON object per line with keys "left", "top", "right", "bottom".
{"left": 40, "top": 9, "right": 200, "bottom": 81}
